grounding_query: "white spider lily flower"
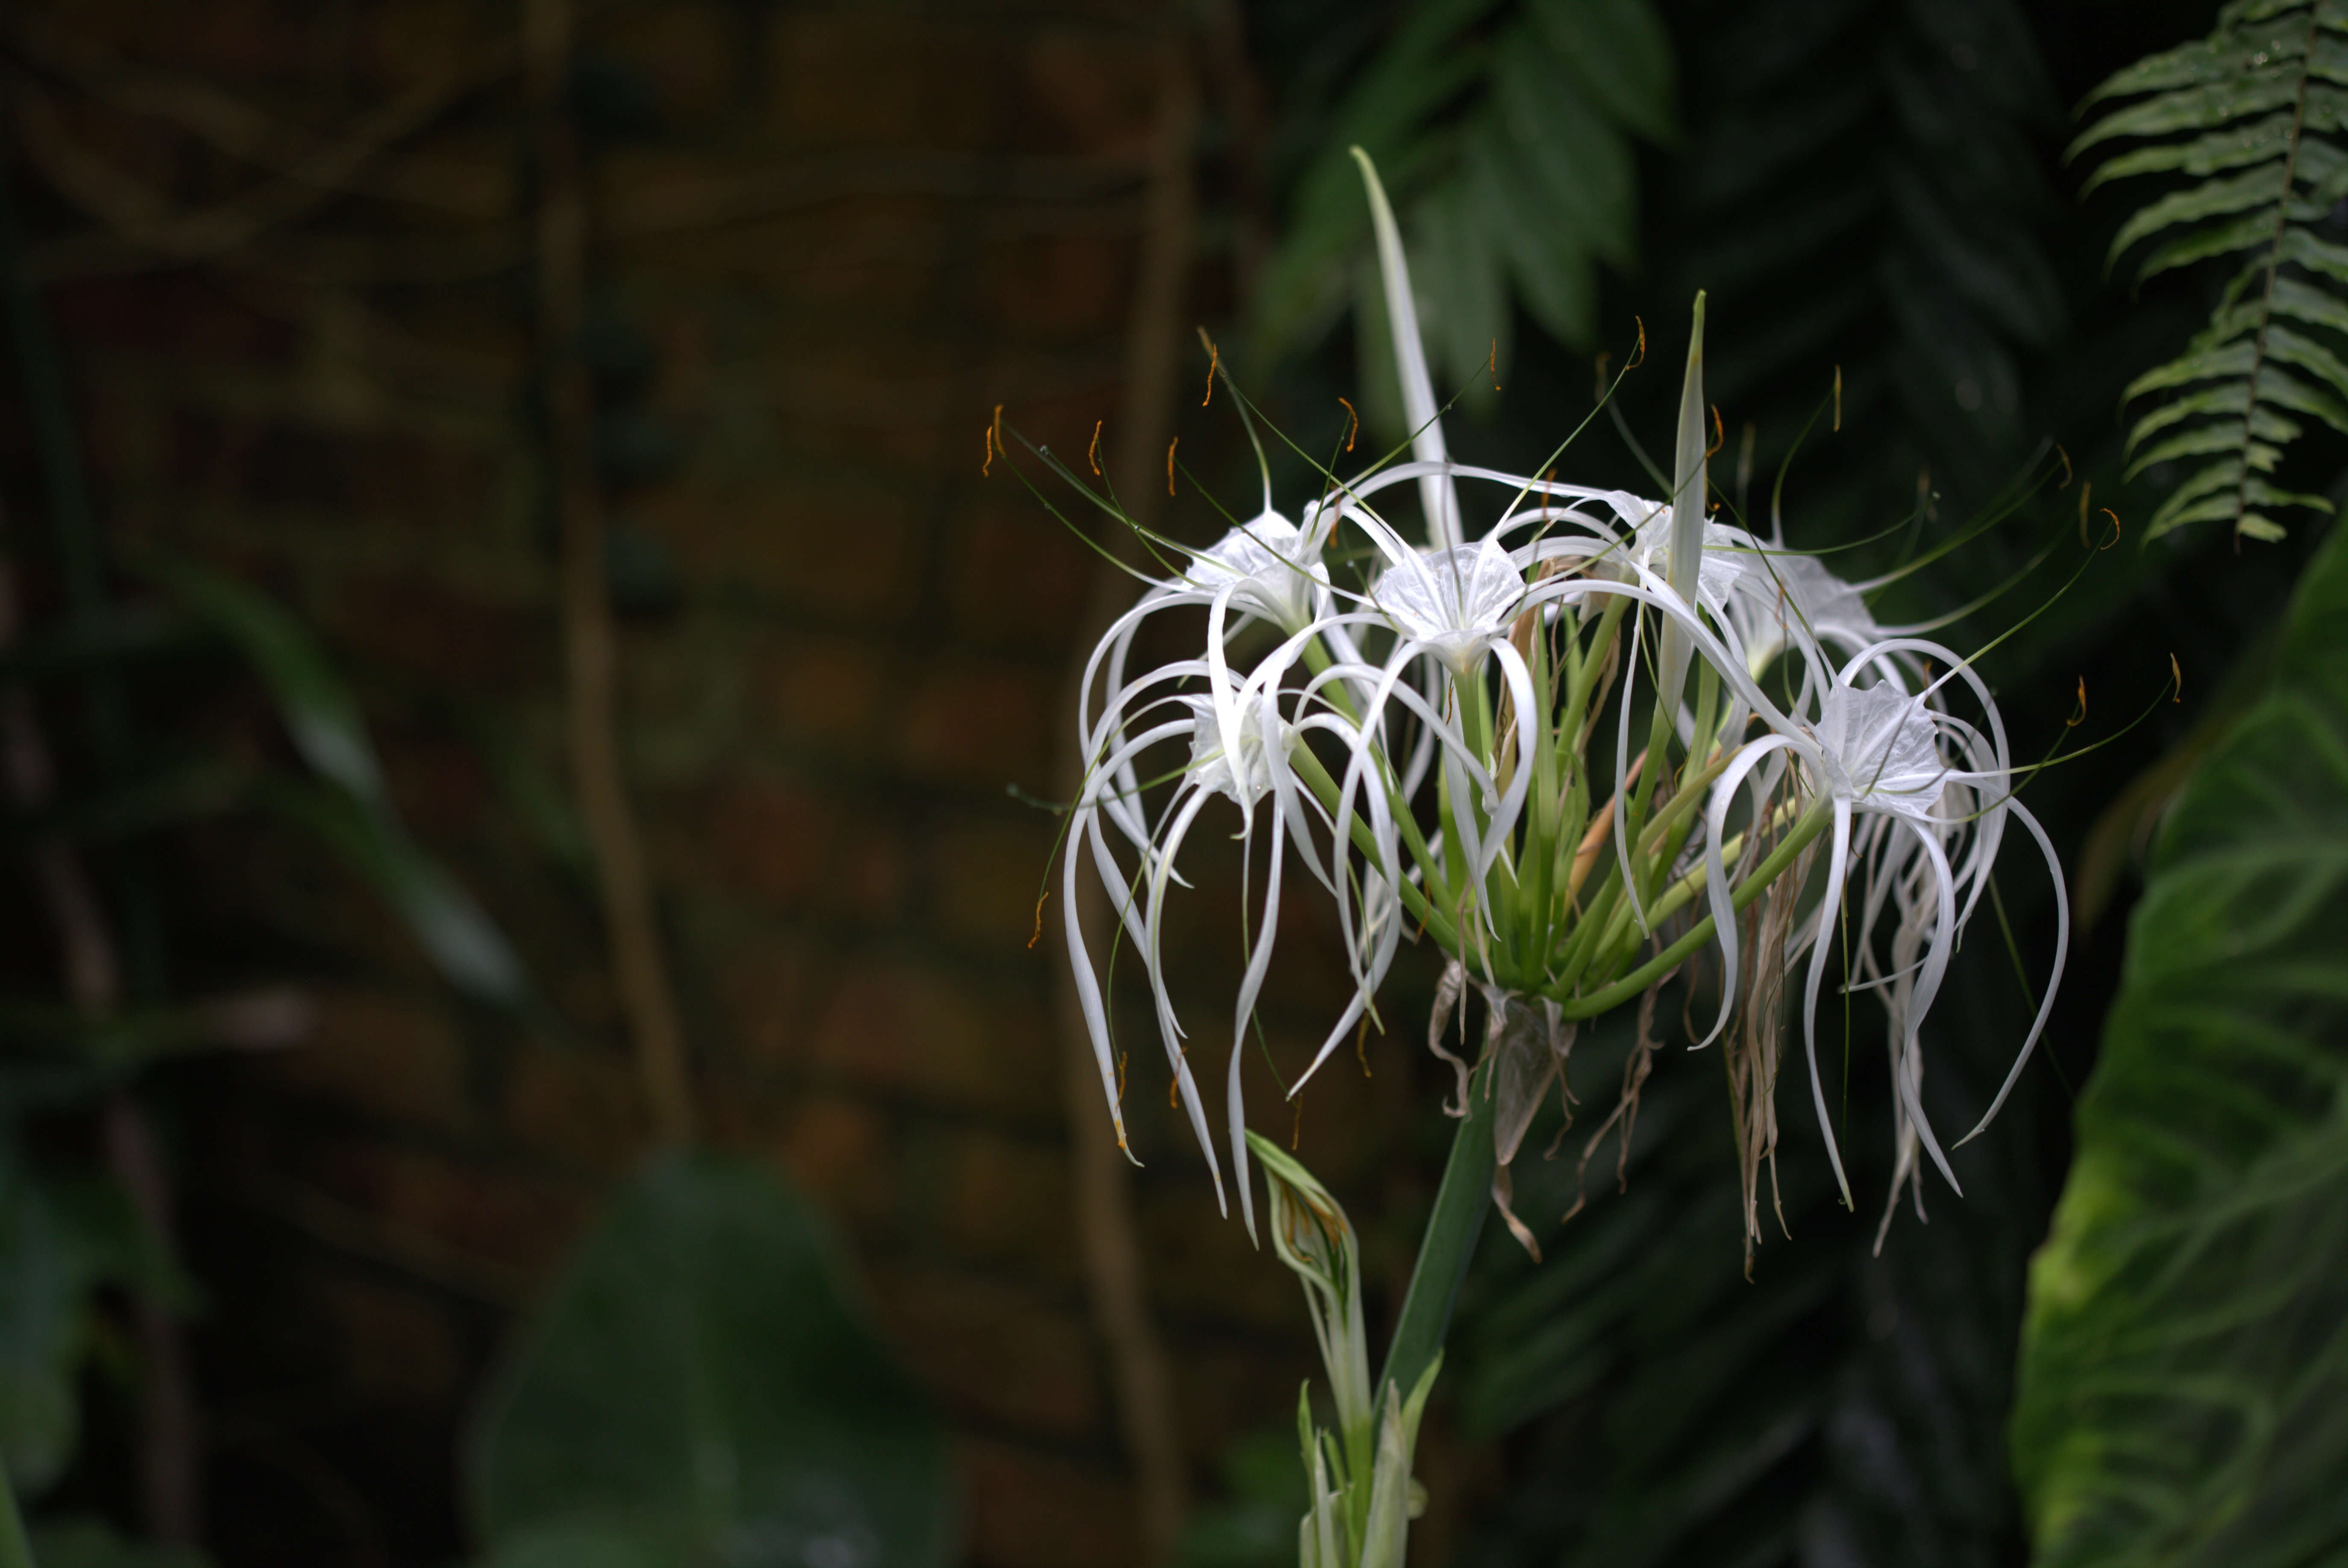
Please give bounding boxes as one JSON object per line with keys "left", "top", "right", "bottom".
{"left": 1182, "top": 506, "right": 1333, "bottom": 635}
{"left": 1074, "top": 505, "right": 1330, "bottom": 847}
{"left": 1726, "top": 551, "right": 1880, "bottom": 673}
{"left": 1698, "top": 655, "right": 2067, "bottom": 1215}
{"left": 1066, "top": 612, "right": 1410, "bottom": 1240}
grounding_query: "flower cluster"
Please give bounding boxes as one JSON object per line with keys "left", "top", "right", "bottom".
{"left": 1056, "top": 150, "right": 2066, "bottom": 1251}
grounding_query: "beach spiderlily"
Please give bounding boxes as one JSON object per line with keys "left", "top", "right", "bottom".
{"left": 1018, "top": 144, "right": 2071, "bottom": 1568}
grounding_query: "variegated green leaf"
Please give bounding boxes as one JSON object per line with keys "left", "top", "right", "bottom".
{"left": 2013, "top": 519, "right": 2348, "bottom": 1562}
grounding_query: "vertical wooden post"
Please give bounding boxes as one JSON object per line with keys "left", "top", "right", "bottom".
{"left": 1052, "top": 38, "right": 1200, "bottom": 1565}
{"left": 523, "top": 0, "right": 696, "bottom": 1145}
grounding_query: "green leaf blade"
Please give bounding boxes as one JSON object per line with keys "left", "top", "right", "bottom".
{"left": 2012, "top": 521, "right": 2348, "bottom": 1567}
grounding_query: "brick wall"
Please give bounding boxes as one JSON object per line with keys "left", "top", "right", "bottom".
{"left": 3, "top": 4, "right": 1450, "bottom": 1565}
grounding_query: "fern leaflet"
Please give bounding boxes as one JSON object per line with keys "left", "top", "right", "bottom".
{"left": 2077, "top": 0, "right": 2348, "bottom": 545}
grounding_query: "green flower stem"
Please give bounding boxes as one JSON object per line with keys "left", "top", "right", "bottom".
{"left": 1377, "top": 1060, "right": 1496, "bottom": 1407}
{"left": 1288, "top": 746, "right": 1461, "bottom": 954}
{"left": 1560, "top": 796, "right": 1832, "bottom": 1019}
{"left": 0, "top": 1462, "right": 36, "bottom": 1568}
{"left": 1571, "top": 748, "right": 1737, "bottom": 980}
{"left": 1297, "top": 640, "right": 1456, "bottom": 912}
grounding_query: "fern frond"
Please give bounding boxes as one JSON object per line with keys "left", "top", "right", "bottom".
{"left": 1250, "top": 0, "right": 1674, "bottom": 408}
{"left": 2079, "top": 0, "right": 2348, "bottom": 545}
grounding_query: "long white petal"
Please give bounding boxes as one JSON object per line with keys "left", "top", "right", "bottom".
{"left": 1801, "top": 801, "right": 1856, "bottom": 1207}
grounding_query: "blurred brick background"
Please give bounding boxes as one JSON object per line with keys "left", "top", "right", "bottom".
{"left": 0, "top": 3, "right": 1443, "bottom": 1565}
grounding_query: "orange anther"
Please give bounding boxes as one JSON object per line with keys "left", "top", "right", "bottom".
{"left": 1166, "top": 437, "right": 1180, "bottom": 496}
{"left": 1088, "top": 419, "right": 1104, "bottom": 476}
{"left": 1337, "top": 396, "right": 1358, "bottom": 452}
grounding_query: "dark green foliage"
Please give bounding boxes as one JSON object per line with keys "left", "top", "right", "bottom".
{"left": 137, "top": 557, "right": 529, "bottom": 1007}
{"left": 1448, "top": 978, "right": 2043, "bottom": 1568}
{"left": 1664, "top": 0, "right": 2067, "bottom": 529}
{"left": 2078, "top": 0, "right": 2348, "bottom": 544}
{"left": 25, "top": 1518, "right": 210, "bottom": 1568}
{"left": 1231, "top": 6, "right": 2145, "bottom": 1565}
{"left": 0, "top": 1143, "right": 185, "bottom": 1498}
{"left": 2010, "top": 517, "right": 2348, "bottom": 1566}
{"left": 467, "top": 1153, "right": 955, "bottom": 1568}
{"left": 1250, "top": 0, "right": 1674, "bottom": 416}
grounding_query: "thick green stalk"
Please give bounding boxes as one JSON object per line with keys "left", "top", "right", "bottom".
{"left": 1559, "top": 797, "right": 1832, "bottom": 1019}
{"left": 1378, "top": 1062, "right": 1495, "bottom": 1406}
{"left": 1297, "top": 640, "right": 1454, "bottom": 910}
{"left": 1288, "top": 747, "right": 1461, "bottom": 953}
{"left": 0, "top": 1462, "right": 35, "bottom": 1568}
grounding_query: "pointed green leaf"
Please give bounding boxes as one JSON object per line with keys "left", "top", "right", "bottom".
{"left": 2110, "top": 165, "right": 2290, "bottom": 266}
{"left": 2143, "top": 481, "right": 2255, "bottom": 543}
{"left": 2239, "top": 475, "right": 2337, "bottom": 511}
{"left": 2081, "top": 27, "right": 2308, "bottom": 109}
{"left": 2124, "top": 382, "right": 2298, "bottom": 452}
{"left": 2244, "top": 362, "right": 2348, "bottom": 432}
{"left": 1525, "top": 0, "right": 1676, "bottom": 141}
{"left": 2279, "top": 223, "right": 2348, "bottom": 280}
{"left": 136, "top": 557, "right": 386, "bottom": 809}
{"left": 2136, "top": 209, "right": 2289, "bottom": 279}
{"left": 2080, "top": 111, "right": 2292, "bottom": 195}
{"left": 1464, "top": 127, "right": 1598, "bottom": 349}
{"left": 1490, "top": 39, "right": 1637, "bottom": 269}
{"left": 2269, "top": 271, "right": 2348, "bottom": 334}
{"left": 2078, "top": 73, "right": 2306, "bottom": 159}
{"left": 2125, "top": 420, "right": 2261, "bottom": 476}
{"left": 2125, "top": 343, "right": 2258, "bottom": 401}
{"left": 258, "top": 778, "right": 528, "bottom": 1005}
{"left": 2263, "top": 320, "right": 2348, "bottom": 400}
